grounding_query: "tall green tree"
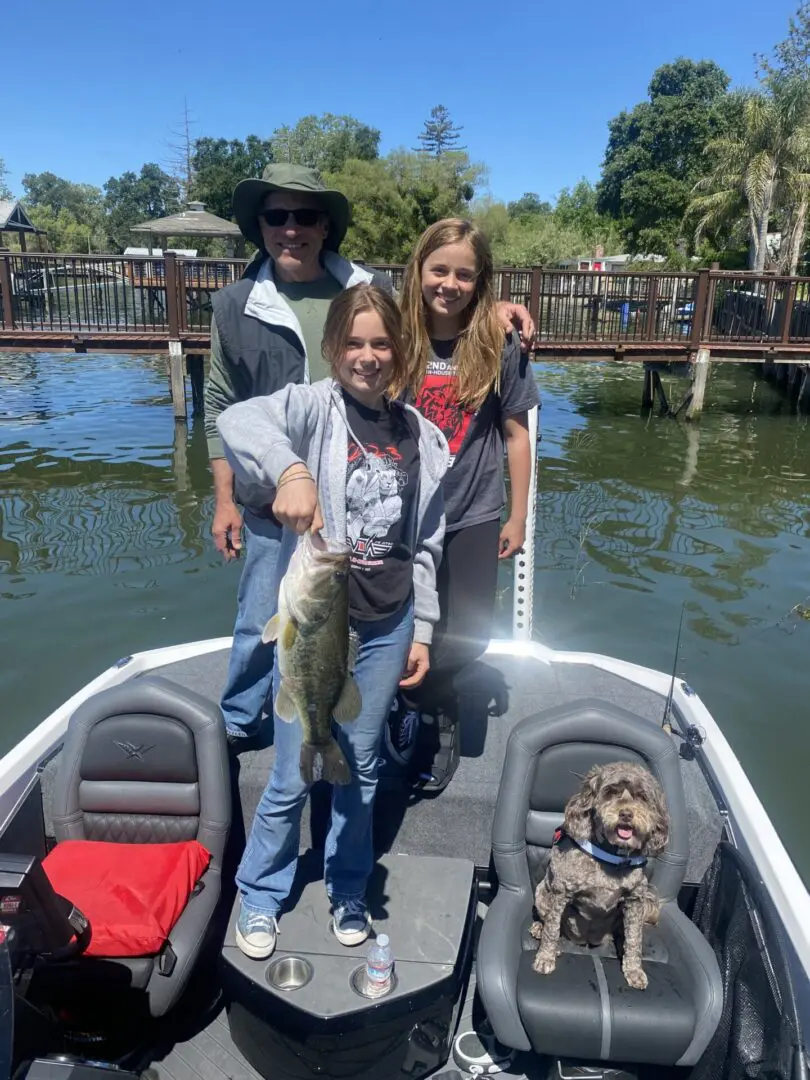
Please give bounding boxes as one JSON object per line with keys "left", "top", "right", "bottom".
{"left": 415, "top": 105, "right": 465, "bottom": 156}
{"left": 326, "top": 150, "right": 482, "bottom": 262}
{"left": 271, "top": 114, "right": 379, "bottom": 173}
{"left": 756, "top": 0, "right": 810, "bottom": 79}
{"left": 0, "top": 158, "right": 11, "bottom": 201}
{"left": 554, "top": 180, "right": 605, "bottom": 240}
{"left": 22, "top": 172, "right": 107, "bottom": 252}
{"left": 753, "top": 2, "right": 810, "bottom": 271}
{"left": 22, "top": 172, "right": 103, "bottom": 219}
{"left": 688, "top": 78, "right": 810, "bottom": 272}
{"left": 507, "top": 192, "right": 552, "bottom": 220}
{"left": 597, "top": 59, "right": 731, "bottom": 254}
{"left": 190, "top": 135, "right": 274, "bottom": 221}
{"left": 103, "top": 164, "right": 181, "bottom": 252}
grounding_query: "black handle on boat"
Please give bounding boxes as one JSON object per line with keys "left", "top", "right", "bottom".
{"left": 43, "top": 897, "right": 91, "bottom": 961}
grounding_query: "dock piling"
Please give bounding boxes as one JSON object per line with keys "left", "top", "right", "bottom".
{"left": 186, "top": 354, "right": 205, "bottom": 418}
{"left": 168, "top": 340, "right": 187, "bottom": 422}
{"left": 685, "top": 348, "right": 711, "bottom": 420}
{"left": 641, "top": 366, "right": 654, "bottom": 410}
{"left": 798, "top": 367, "right": 810, "bottom": 413}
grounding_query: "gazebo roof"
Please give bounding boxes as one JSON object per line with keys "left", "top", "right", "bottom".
{"left": 131, "top": 201, "right": 241, "bottom": 237}
{"left": 0, "top": 200, "right": 39, "bottom": 233}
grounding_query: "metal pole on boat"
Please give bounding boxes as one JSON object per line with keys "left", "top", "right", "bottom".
{"left": 512, "top": 404, "right": 539, "bottom": 641}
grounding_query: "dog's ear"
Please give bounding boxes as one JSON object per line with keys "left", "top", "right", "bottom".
{"left": 563, "top": 767, "right": 600, "bottom": 842}
{"left": 646, "top": 779, "right": 670, "bottom": 856}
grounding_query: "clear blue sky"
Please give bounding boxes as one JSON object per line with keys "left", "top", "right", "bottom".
{"left": 3, "top": 0, "right": 800, "bottom": 206}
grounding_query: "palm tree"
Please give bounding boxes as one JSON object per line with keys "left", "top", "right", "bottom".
{"left": 687, "top": 78, "right": 810, "bottom": 273}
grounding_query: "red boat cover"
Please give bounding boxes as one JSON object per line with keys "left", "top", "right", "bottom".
{"left": 43, "top": 839, "right": 211, "bottom": 957}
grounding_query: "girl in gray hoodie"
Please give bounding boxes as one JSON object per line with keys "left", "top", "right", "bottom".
{"left": 217, "top": 285, "right": 449, "bottom": 960}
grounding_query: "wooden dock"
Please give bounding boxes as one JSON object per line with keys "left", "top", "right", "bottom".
{"left": 1, "top": 252, "right": 809, "bottom": 420}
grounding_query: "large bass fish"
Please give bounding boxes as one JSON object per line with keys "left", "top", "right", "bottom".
{"left": 262, "top": 531, "right": 361, "bottom": 785}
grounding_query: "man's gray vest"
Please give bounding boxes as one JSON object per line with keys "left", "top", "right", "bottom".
{"left": 211, "top": 257, "right": 392, "bottom": 403}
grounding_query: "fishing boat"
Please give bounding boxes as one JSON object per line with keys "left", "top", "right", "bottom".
{"left": 0, "top": 408, "right": 806, "bottom": 1080}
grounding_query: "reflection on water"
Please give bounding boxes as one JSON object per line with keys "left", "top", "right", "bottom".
{"left": 1, "top": 354, "right": 809, "bottom": 880}
{"left": 0, "top": 352, "right": 238, "bottom": 756}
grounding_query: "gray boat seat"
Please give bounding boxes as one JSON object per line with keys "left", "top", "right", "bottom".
{"left": 476, "top": 698, "right": 723, "bottom": 1068}
{"left": 47, "top": 675, "right": 231, "bottom": 1017}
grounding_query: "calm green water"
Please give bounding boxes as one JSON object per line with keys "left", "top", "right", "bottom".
{"left": 1, "top": 354, "right": 808, "bottom": 879}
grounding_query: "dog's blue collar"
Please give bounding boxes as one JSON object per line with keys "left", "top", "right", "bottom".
{"left": 554, "top": 828, "right": 647, "bottom": 868}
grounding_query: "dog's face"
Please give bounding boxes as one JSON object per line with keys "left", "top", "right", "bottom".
{"left": 564, "top": 762, "right": 669, "bottom": 856}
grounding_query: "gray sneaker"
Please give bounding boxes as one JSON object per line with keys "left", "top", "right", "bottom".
{"left": 331, "top": 898, "right": 372, "bottom": 946}
{"left": 235, "top": 902, "right": 278, "bottom": 960}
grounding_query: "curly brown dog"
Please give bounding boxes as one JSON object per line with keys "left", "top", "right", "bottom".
{"left": 530, "top": 761, "right": 669, "bottom": 990}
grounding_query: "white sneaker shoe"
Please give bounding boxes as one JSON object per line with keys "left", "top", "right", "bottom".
{"left": 235, "top": 902, "right": 278, "bottom": 960}
{"left": 331, "top": 898, "right": 372, "bottom": 946}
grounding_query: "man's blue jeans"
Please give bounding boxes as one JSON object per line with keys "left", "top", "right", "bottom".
{"left": 236, "top": 602, "right": 414, "bottom": 915}
{"left": 221, "top": 510, "right": 283, "bottom": 738}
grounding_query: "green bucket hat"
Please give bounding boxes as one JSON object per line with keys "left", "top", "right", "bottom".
{"left": 232, "top": 163, "right": 350, "bottom": 252}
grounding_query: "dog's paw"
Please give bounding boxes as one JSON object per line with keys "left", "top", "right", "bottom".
{"left": 529, "top": 921, "right": 544, "bottom": 941}
{"left": 623, "top": 965, "right": 648, "bottom": 990}
{"left": 532, "top": 952, "right": 557, "bottom": 975}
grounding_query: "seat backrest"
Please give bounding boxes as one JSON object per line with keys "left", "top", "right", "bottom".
{"left": 51, "top": 675, "right": 230, "bottom": 867}
{"left": 491, "top": 699, "right": 689, "bottom": 904}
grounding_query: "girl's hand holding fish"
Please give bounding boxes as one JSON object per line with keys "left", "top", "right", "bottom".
{"left": 399, "top": 642, "right": 430, "bottom": 689}
{"left": 272, "top": 465, "right": 325, "bottom": 535}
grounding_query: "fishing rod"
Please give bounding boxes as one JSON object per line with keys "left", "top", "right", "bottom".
{"left": 662, "top": 603, "right": 686, "bottom": 734}
{"left": 662, "top": 602, "right": 706, "bottom": 758}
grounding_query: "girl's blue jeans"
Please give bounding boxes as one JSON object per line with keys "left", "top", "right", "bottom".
{"left": 236, "top": 602, "right": 414, "bottom": 915}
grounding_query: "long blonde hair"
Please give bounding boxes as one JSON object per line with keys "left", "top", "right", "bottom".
{"left": 401, "top": 219, "right": 503, "bottom": 410}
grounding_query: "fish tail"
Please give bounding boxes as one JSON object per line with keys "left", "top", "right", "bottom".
{"left": 300, "top": 738, "right": 352, "bottom": 786}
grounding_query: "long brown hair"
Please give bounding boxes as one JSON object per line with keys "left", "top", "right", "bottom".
{"left": 401, "top": 219, "right": 503, "bottom": 410}
{"left": 321, "top": 284, "right": 409, "bottom": 398}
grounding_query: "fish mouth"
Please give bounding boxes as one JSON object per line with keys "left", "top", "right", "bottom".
{"left": 305, "top": 531, "right": 350, "bottom": 560}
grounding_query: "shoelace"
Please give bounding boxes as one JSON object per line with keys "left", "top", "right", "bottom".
{"left": 335, "top": 898, "right": 367, "bottom": 924}
{"left": 243, "top": 912, "right": 277, "bottom": 934}
{"left": 393, "top": 710, "right": 418, "bottom": 750}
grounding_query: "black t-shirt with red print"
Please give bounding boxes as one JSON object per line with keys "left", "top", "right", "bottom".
{"left": 411, "top": 333, "right": 540, "bottom": 532}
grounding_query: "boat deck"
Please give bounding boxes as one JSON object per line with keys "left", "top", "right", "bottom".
{"left": 41, "top": 646, "right": 724, "bottom": 1080}
{"left": 146, "top": 647, "right": 722, "bottom": 882}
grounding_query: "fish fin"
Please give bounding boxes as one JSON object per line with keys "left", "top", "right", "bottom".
{"left": 347, "top": 629, "right": 360, "bottom": 670}
{"left": 274, "top": 682, "right": 297, "bottom": 723}
{"left": 262, "top": 614, "right": 280, "bottom": 644}
{"left": 333, "top": 677, "right": 362, "bottom": 724}
{"left": 300, "top": 738, "right": 351, "bottom": 786}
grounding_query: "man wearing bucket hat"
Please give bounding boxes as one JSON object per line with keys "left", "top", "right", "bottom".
{"left": 204, "top": 163, "right": 535, "bottom": 746}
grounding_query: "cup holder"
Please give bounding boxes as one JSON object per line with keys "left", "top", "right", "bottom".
{"left": 350, "top": 964, "right": 398, "bottom": 999}
{"left": 266, "top": 955, "right": 313, "bottom": 992}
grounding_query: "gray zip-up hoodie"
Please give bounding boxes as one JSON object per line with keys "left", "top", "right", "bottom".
{"left": 217, "top": 380, "right": 450, "bottom": 645}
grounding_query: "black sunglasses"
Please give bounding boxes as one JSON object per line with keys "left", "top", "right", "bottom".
{"left": 260, "top": 208, "right": 324, "bottom": 228}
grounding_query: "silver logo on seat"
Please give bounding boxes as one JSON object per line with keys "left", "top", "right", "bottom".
{"left": 115, "top": 741, "right": 156, "bottom": 760}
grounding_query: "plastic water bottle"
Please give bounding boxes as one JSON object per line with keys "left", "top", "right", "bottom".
{"left": 364, "top": 933, "right": 394, "bottom": 997}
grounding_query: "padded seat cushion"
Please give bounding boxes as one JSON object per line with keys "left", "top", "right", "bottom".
{"left": 43, "top": 839, "right": 210, "bottom": 957}
{"left": 519, "top": 916, "right": 670, "bottom": 964}
{"left": 516, "top": 946, "right": 695, "bottom": 1065}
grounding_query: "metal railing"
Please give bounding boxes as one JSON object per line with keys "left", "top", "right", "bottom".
{"left": 2, "top": 252, "right": 810, "bottom": 353}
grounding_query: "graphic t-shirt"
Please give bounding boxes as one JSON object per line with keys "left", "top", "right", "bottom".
{"left": 342, "top": 391, "right": 421, "bottom": 621}
{"left": 276, "top": 275, "right": 343, "bottom": 383}
{"left": 412, "top": 334, "right": 540, "bottom": 532}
